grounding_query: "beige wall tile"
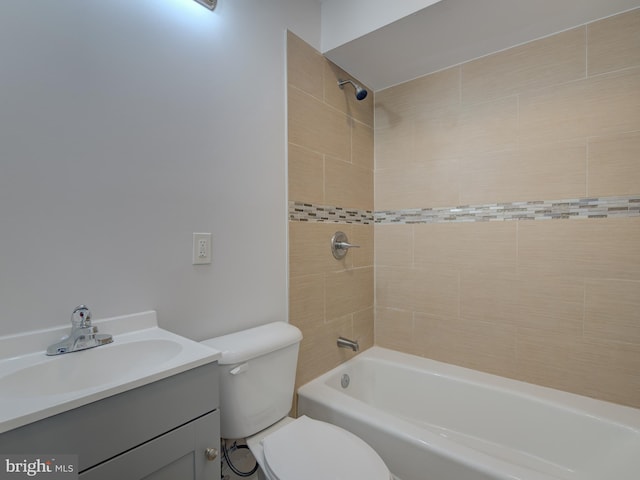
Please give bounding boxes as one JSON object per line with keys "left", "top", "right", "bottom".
{"left": 414, "top": 222, "right": 518, "bottom": 273}
{"left": 459, "top": 141, "right": 587, "bottom": 205}
{"left": 375, "top": 159, "right": 460, "bottom": 210}
{"left": 352, "top": 120, "right": 374, "bottom": 170}
{"left": 289, "top": 273, "right": 325, "bottom": 331}
{"left": 325, "top": 267, "right": 374, "bottom": 320}
{"left": 325, "top": 156, "right": 373, "bottom": 211}
{"left": 455, "top": 95, "right": 519, "bottom": 156}
{"left": 460, "top": 271, "right": 519, "bottom": 326}
{"left": 519, "top": 67, "right": 640, "bottom": 146}
{"left": 515, "top": 275, "right": 585, "bottom": 335}
{"left": 375, "top": 67, "right": 461, "bottom": 129}
{"left": 410, "top": 312, "right": 434, "bottom": 357}
{"left": 588, "top": 9, "right": 640, "bottom": 76}
{"left": 516, "top": 332, "right": 640, "bottom": 408}
{"left": 413, "top": 104, "right": 463, "bottom": 162}
{"left": 411, "top": 96, "right": 518, "bottom": 163}
{"left": 374, "top": 121, "right": 415, "bottom": 170}
{"left": 288, "top": 86, "right": 351, "bottom": 162}
{"left": 374, "top": 89, "right": 414, "bottom": 131}
{"left": 349, "top": 224, "right": 374, "bottom": 268}
{"left": 588, "top": 130, "right": 640, "bottom": 197}
{"left": 289, "top": 222, "right": 346, "bottom": 277}
{"left": 376, "top": 266, "right": 459, "bottom": 318}
{"left": 462, "top": 27, "right": 586, "bottom": 105}
{"left": 586, "top": 367, "right": 640, "bottom": 408}
{"left": 353, "top": 307, "right": 375, "bottom": 351}
{"left": 375, "top": 224, "right": 413, "bottom": 268}
{"left": 598, "top": 339, "right": 640, "bottom": 376}
{"left": 413, "top": 223, "right": 462, "bottom": 269}
{"left": 374, "top": 307, "right": 417, "bottom": 354}
{"left": 419, "top": 314, "right": 519, "bottom": 379}
{"left": 585, "top": 278, "right": 640, "bottom": 345}
{"left": 287, "top": 31, "right": 324, "bottom": 100}
{"left": 288, "top": 143, "right": 324, "bottom": 204}
{"left": 295, "top": 315, "right": 355, "bottom": 388}
{"left": 571, "top": 340, "right": 640, "bottom": 407}
{"left": 516, "top": 331, "right": 591, "bottom": 397}
{"left": 374, "top": 98, "right": 413, "bottom": 133}
{"left": 324, "top": 62, "right": 374, "bottom": 128}
{"left": 518, "top": 218, "right": 640, "bottom": 280}
{"left": 375, "top": 266, "right": 412, "bottom": 311}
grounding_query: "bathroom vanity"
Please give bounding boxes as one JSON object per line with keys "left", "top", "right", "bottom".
{"left": 0, "top": 311, "right": 221, "bottom": 479}
{"left": 0, "top": 363, "right": 220, "bottom": 479}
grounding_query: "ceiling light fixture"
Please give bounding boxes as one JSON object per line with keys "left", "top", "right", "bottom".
{"left": 194, "top": 0, "right": 217, "bottom": 10}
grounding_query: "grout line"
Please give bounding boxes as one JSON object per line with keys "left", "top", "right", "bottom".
{"left": 585, "top": 138, "right": 590, "bottom": 197}
{"left": 411, "top": 224, "right": 415, "bottom": 268}
{"left": 322, "top": 154, "right": 327, "bottom": 204}
{"left": 585, "top": 24, "right": 589, "bottom": 79}
{"left": 515, "top": 220, "right": 520, "bottom": 274}
{"left": 581, "top": 280, "right": 588, "bottom": 340}
{"left": 457, "top": 270, "right": 461, "bottom": 321}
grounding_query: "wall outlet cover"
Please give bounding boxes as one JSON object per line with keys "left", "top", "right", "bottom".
{"left": 192, "top": 233, "right": 212, "bottom": 265}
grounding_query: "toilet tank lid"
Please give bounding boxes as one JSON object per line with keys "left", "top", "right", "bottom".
{"left": 201, "top": 322, "right": 302, "bottom": 365}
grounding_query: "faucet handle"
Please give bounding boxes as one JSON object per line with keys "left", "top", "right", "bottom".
{"left": 71, "top": 305, "right": 92, "bottom": 327}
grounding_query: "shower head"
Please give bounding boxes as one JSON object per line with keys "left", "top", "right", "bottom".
{"left": 337, "top": 79, "right": 368, "bottom": 101}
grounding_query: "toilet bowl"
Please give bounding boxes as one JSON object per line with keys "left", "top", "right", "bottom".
{"left": 201, "top": 322, "right": 390, "bottom": 480}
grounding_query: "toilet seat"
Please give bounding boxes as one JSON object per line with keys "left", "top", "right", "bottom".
{"left": 261, "top": 416, "right": 389, "bottom": 480}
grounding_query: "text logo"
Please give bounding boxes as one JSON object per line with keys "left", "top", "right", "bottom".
{"left": 1, "top": 456, "right": 77, "bottom": 479}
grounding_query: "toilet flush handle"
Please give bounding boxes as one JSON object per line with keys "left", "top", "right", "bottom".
{"left": 229, "top": 362, "right": 249, "bottom": 375}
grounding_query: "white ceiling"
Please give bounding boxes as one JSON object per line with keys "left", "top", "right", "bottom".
{"left": 320, "top": 0, "right": 442, "bottom": 52}
{"left": 323, "top": 0, "right": 640, "bottom": 91}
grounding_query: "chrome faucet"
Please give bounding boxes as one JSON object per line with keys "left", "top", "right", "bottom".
{"left": 46, "top": 305, "right": 113, "bottom": 355}
{"left": 337, "top": 336, "right": 359, "bottom": 352}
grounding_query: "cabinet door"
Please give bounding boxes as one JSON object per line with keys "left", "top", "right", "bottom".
{"left": 80, "top": 410, "right": 220, "bottom": 480}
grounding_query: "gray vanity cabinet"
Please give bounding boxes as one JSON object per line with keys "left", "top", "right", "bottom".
{"left": 0, "top": 362, "right": 220, "bottom": 480}
{"left": 80, "top": 410, "right": 218, "bottom": 480}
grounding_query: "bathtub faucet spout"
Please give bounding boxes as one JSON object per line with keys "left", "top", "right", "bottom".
{"left": 337, "top": 337, "right": 359, "bottom": 352}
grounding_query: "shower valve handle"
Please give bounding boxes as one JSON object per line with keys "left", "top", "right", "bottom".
{"left": 335, "top": 241, "right": 360, "bottom": 250}
{"left": 331, "top": 231, "right": 360, "bottom": 259}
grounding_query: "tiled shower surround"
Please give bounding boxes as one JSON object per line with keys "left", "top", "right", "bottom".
{"left": 288, "top": 8, "right": 640, "bottom": 409}
{"left": 287, "top": 31, "right": 375, "bottom": 399}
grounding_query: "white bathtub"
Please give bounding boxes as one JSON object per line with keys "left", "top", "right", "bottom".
{"left": 297, "top": 347, "right": 640, "bottom": 480}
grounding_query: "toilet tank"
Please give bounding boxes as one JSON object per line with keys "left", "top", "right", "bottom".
{"left": 201, "top": 322, "right": 302, "bottom": 439}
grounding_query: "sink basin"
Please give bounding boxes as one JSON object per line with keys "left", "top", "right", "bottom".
{"left": 0, "top": 310, "right": 221, "bottom": 434}
{"left": 1, "top": 339, "right": 183, "bottom": 397}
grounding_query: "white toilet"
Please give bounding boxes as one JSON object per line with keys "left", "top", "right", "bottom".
{"left": 202, "top": 322, "right": 391, "bottom": 480}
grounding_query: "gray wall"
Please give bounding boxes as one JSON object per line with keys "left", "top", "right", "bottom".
{"left": 0, "top": 0, "right": 321, "bottom": 339}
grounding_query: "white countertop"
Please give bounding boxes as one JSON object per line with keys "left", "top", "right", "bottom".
{"left": 0, "top": 311, "right": 220, "bottom": 434}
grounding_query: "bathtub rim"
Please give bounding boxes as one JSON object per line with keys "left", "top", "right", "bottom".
{"left": 298, "top": 346, "right": 640, "bottom": 431}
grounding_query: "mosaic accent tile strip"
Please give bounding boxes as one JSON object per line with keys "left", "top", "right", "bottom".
{"left": 374, "top": 196, "right": 640, "bottom": 224}
{"left": 289, "top": 202, "right": 374, "bottom": 224}
{"left": 289, "top": 196, "right": 640, "bottom": 224}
